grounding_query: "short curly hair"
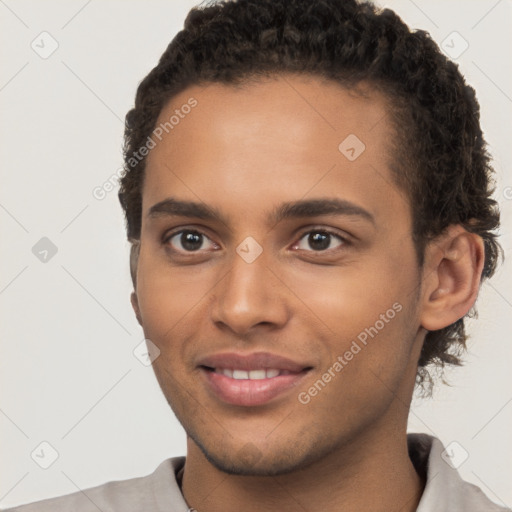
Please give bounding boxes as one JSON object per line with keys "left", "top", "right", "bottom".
{"left": 119, "top": 0, "right": 501, "bottom": 390}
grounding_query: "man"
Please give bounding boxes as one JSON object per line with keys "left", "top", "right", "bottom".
{"left": 5, "top": 0, "right": 508, "bottom": 510}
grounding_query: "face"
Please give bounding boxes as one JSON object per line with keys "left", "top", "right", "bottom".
{"left": 133, "top": 75, "right": 425, "bottom": 475}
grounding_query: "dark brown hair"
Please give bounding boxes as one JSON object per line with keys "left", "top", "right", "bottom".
{"left": 119, "top": 0, "right": 501, "bottom": 390}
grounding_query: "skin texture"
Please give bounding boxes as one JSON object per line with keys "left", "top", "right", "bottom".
{"left": 130, "top": 74, "right": 484, "bottom": 512}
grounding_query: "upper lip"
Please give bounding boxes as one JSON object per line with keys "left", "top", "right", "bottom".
{"left": 197, "top": 352, "right": 312, "bottom": 373}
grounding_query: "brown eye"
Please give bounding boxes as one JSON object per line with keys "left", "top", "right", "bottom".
{"left": 166, "top": 230, "right": 217, "bottom": 252}
{"left": 294, "top": 230, "right": 345, "bottom": 252}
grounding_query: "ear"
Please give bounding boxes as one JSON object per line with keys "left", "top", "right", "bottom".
{"left": 131, "top": 291, "right": 143, "bottom": 326}
{"left": 419, "top": 225, "right": 485, "bottom": 331}
{"left": 129, "top": 241, "right": 142, "bottom": 325}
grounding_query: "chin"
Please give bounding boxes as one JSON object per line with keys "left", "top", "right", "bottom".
{"left": 189, "top": 430, "right": 330, "bottom": 477}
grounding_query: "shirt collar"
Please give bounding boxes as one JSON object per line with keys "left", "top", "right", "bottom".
{"left": 409, "top": 433, "right": 508, "bottom": 511}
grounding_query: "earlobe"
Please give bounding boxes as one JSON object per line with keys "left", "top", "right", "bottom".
{"left": 131, "top": 291, "right": 143, "bottom": 326}
{"left": 420, "top": 226, "right": 485, "bottom": 332}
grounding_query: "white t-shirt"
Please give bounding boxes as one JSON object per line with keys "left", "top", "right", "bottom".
{"left": 3, "top": 434, "right": 509, "bottom": 511}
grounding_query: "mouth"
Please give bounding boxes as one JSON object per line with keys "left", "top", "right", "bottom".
{"left": 198, "top": 352, "right": 313, "bottom": 407}
{"left": 208, "top": 368, "right": 296, "bottom": 379}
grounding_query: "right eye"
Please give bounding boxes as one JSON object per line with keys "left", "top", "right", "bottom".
{"left": 164, "top": 229, "right": 219, "bottom": 254}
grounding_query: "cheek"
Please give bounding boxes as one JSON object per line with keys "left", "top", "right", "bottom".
{"left": 289, "top": 244, "right": 420, "bottom": 392}
{"left": 135, "top": 248, "right": 215, "bottom": 347}
{"left": 283, "top": 246, "right": 417, "bottom": 338}
{"left": 294, "top": 300, "right": 418, "bottom": 441}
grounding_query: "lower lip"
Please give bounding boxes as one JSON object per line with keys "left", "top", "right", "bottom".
{"left": 200, "top": 368, "right": 308, "bottom": 406}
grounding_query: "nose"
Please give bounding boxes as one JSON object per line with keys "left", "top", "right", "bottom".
{"left": 210, "top": 248, "right": 290, "bottom": 336}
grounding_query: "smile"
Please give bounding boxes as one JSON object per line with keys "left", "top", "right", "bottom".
{"left": 212, "top": 368, "right": 292, "bottom": 379}
{"left": 197, "top": 352, "right": 312, "bottom": 407}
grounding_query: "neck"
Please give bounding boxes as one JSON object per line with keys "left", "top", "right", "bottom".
{"left": 181, "top": 422, "right": 425, "bottom": 512}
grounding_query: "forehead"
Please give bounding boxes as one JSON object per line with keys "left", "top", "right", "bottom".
{"left": 142, "top": 74, "right": 406, "bottom": 225}
{"left": 153, "top": 75, "right": 391, "bottom": 155}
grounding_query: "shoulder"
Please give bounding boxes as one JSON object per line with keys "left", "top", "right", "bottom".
{"left": 408, "top": 433, "right": 510, "bottom": 512}
{"left": 2, "top": 457, "right": 187, "bottom": 512}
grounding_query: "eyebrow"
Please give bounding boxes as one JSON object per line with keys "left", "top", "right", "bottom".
{"left": 147, "top": 197, "right": 375, "bottom": 226}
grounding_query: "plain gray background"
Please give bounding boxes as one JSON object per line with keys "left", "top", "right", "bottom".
{"left": 1, "top": 0, "right": 511, "bottom": 508}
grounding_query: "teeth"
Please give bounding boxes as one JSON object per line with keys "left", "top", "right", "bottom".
{"left": 215, "top": 368, "right": 282, "bottom": 379}
{"left": 232, "top": 370, "right": 249, "bottom": 379}
{"left": 249, "top": 370, "right": 266, "bottom": 380}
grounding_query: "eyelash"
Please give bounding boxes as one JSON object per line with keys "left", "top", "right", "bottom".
{"left": 162, "top": 227, "right": 350, "bottom": 256}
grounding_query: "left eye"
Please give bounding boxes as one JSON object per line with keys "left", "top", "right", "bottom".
{"left": 166, "top": 230, "right": 217, "bottom": 252}
{"left": 294, "top": 230, "right": 345, "bottom": 252}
